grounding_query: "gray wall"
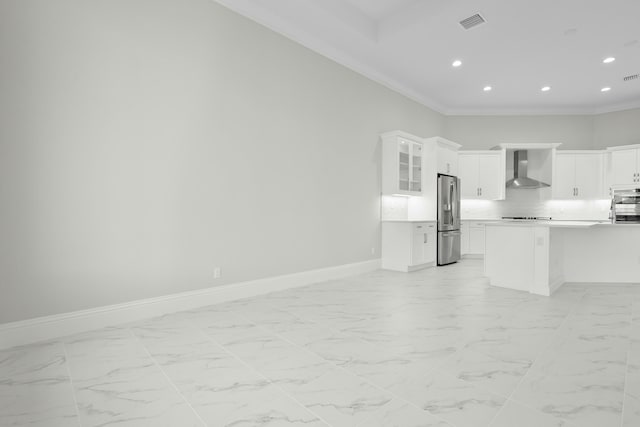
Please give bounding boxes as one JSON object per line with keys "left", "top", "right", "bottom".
{"left": 0, "top": 0, "right": 444, "bottom": 323}
{"left": 444, "top": 115, "right": 594, "bottom": 150}
{"left": 445, "top": 108, "right": 640, "bottom": 150}
{"left": 593, "top": 108, "right": 640, "bottom": 149}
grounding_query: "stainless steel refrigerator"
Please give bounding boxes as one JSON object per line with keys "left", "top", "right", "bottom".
{"left": 437, "top": 173, "right": 461, "bottom": 265}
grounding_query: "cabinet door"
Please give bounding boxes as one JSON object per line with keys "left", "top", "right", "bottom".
{"left": 447, "top": 148, "right": 458, "bottom": 176}
{"left": 398, "top": 141, "right": 411, "bottom": 192}
{"left": 438, "top": 146, "right": 458, "bottom": 176}
{"left": 382, "top": 137, "right": 424, "bottom": 196}
{"left": 552, "top": 154, "right": 576, "bottom": 199}
{"left": 478, "top": 153, "right": 504, "bottom": 200}
{"left": 611, "top": 149, "right": 637, "bottom": 187}
{"left": 409, "top": 142, "right": 423, "bottom": 193}
{"left": 468, "top": 225, "right": 485, "bottom": 254}
{"left": 574, "top": 153, "right": 603, "bottom": 198}
{"left": 458, "top": 155, "right": 479, "bottom": 199}
{"left": 460, "top": 223, "right": 470, "bottom": 255}
{"left": 425, "top": 230, "right": 436, "bottom": 264}
{"left": 411, "top": 224, "right": 426, "bottom": 266}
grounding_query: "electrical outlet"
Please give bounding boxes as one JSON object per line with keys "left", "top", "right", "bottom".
{"left": 214, "top": 267, "right": 221, "bottom": 279}
{"left": 371, "top": 247, "right": 376, "bottom": 255}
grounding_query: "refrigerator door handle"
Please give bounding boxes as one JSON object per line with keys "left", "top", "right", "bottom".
{"left": 449, "top": 182, "right": 455, "bottom": 225}
{"left": 451, "top": 178, "right": 460, "bottom": 229}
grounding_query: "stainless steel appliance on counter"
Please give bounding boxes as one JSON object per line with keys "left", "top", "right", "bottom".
{"left": 611, "top": 189, "right": 640, "bottom": 223}
{"left": 437, "top": 174, "right": 461, "bottom": 265}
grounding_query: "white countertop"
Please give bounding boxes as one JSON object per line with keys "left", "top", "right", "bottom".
{"left": 592, "top": 222, "right": 640, "bottom": 227}
{"left": 381, "top": 219, "right": 436, "bottom": 223}
{"left": 483, "top": 220, "right": 623, "bottom": 228}
{"left": 384, "top": 219, "right": 640, "bottom": 227}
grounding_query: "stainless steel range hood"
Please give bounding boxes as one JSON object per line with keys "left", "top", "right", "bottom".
{"left": 505, "top": 150, "right": 550, "bottom": 189}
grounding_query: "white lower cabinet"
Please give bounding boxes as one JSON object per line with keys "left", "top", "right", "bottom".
{"left": 461, "top": 223, "right": 470, "bottom": 255}
{"left": 382, "top": 221, "right": 436, "bottom": 272}
{"left": 461, "top": 221, "right": 486, "bottom": 257}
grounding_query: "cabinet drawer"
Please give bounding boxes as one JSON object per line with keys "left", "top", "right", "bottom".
{"left": 464, "top": 221, "right": 487, "bottom": 228}
{"left": 412, "top": 223, "right": 435, "bottom": 232}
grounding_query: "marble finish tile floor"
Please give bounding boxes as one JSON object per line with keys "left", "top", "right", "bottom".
{"left": 2, "top": 259, "right": 640, "bottom": 426}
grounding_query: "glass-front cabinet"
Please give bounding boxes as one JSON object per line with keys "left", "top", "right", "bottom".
{"left": 382, "top": 132, "right": 423, "bottom": 196}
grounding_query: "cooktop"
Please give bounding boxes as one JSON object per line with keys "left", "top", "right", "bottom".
{"left": 501, "top": 216, "right": 552, "bottom": 221}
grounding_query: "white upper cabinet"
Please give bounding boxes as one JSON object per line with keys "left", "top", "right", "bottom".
{"left": 438, "top": 145, "right": 458, "bottom": 176}
{"left": 424, "top": 137, "right": 461, "bottom": 176}
{"left": 458, "top": 155, "right": 478, "bottom": 199}
{"left": 608, "top": 145, "right": 640, "bottom": 188}
{"left": 574, "top": 153, "right": 605, "bottom": 198}
{"left": 552, "top": 151, "right": 604, "bottom": 199}
{"left": 552, "top": 154, "right": 576, "bottom": 199}
{"left": 458, "top": 151, "right": 506, "bottom": 200}
{"left": 381, "top": 131, "right": 424, "bottom": 195}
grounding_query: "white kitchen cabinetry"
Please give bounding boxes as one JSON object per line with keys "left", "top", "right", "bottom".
{"left": 424, "top": 137, "right": 461, "bottom": 176}
{"left": 552, "top": 151, "right": 604, "bottom": 199}
{"left": 461, "top": 221, "right": 486, "bottom": 257}
{"left": 608, "top": 145, "right": 640, "bottom": 188}
{"left": 381, "top": 131, "right": 423, "bottom": 195}
{"left": 382, "top": 221, "right": 436, "bottom": 272}
{"left": 458, "top": 151, "right": 506, "bottom": 200}
{"left": 461, "top": 223, "right": 469, "bottom": 254}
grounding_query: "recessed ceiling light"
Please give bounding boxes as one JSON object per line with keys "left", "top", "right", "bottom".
{"left": 601, "top": 87, "right": 611, "bottom": 92}
{"left": 452, "top": 60, "right": 462, "bottom": 67}
{"left": 483, "top": 86, "right": 492, "bottom": 92}
{"left": 603, "top": 57, "right": 616, "bottom": 64}
{"left": 541, "top": 86, "right": 551, "bottom": 92}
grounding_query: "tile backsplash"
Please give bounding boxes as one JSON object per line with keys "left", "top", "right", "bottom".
{"left": 381, "top": 195, "right": 436, "bottom": 221}
{"left": 382, "top": 190, "right": 611, "bottom": 222}
{"left": 461, "top": 188, "right": 610, "bottom": 220}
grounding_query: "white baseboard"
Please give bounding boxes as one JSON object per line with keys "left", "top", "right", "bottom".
{"left": 548, "top": 277, "right": 565, "bottom": 296}
{"left": 0, "top": 259, "right": 381, "bottom": 350}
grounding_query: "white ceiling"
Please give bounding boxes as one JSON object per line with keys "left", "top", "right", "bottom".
{"left": 213, "top": 0, "right": 640, "bottom": 115}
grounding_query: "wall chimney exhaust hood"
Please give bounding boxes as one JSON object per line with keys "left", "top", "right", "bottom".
{"left": 492, "top": 143, "right": 562, "bottom": 190}
{"left": 505, "top": 150, "right": 549, "bottom": 189}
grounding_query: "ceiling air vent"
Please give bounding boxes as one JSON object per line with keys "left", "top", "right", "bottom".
{"left": 459, "top": 13, "right": 486, "bottom": 30}
{"left": 623, "top": 73, "right": 639, "bottom": 82}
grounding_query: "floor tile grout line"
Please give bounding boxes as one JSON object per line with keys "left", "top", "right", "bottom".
{"left": 126, "top": 328, "right": 209, "bottom": 427}
{"left": 484, "top": 290, "right": 587, "bottom": 427}
{"left": 227, "top": 304, "right": 461, "bottom": 427}
{"left": 197, "top": 303, "right": 458, "bottom": 426}
{"left": 491, "top": 302, "right": 584, "bottom": 425}
{"left": 61, "top": 342, "right": 83, "bottom": 427}
{"left": 185, "top": 318, "right": 336, "bottom": 427}
{"left": 236, "top": 267, "right": 552, "bottom": 426}
{"left": 8, "top": 261, "right": 635, "bottom": 427}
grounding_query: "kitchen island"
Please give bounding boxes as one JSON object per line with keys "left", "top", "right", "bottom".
{"left": 484, "top": 221, "right": 640, "bottom": 296}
